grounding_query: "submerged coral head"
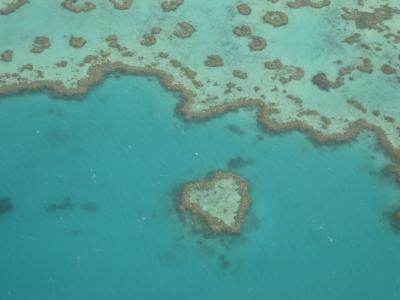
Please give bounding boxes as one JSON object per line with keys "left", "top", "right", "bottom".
{"left": 0, "top": 197, "right": 13, "bottom": 215}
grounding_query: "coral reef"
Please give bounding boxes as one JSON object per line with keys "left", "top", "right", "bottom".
{"left": 232, "top": 70, "right": 248, "bottom": 80}
{"left": 248, "top": 36, "right": 267, "bottom": 51}
{"left": 141, "top": 33, "right": 156, "bottom": 47}
{"left": 0, "top": 1, "right": 399, "bottom": 192}
{"left": 30, "top": 36, "right": 51, "bottom": 54}
{"left": 20, "top": 63, "right": 33, "bottom": 71}
{"left": 55, "top": 60, "right": 68, "bottom": 68}
{"left": 174, "top": 22, "right": 195, "bottom": 39}
{"left": 265, "top": 59, "right": 304, "bottom": 83}
{"left": 161, "top": 0, "right": 184, "bottom": 12}
{"left": 0, "top": 0, "right": 27, "bottom": 15}
{"left": 381, "top": 64, "right": 397, "bottom": 75}
{"left": 347, "top": 98, "right": 367, "bottom": 113}
{"left": 204, "top": 55, "right": 224, "bottom": 67}
{"left": 237, "top": 3, "right": 251, "bottom": 15}
{"left": 151, "top": 26, "right": 162, "bottom": 35}
{"left": 311, "top": 72, "right": 343, "bottom": 91}
{"left": 69, "top": 35, "right": 87, "bottom": 48}
{"left": 263, "top": 11, "right": 289, "bottom": 27}
{"left": 61, "top": 0, "right": 96, "bottom": 13}
{"left": 287, "top": 0, "right": 331, "bottom": 9}
{"left": 109, "top": 0, "right": 133, "bottom": 10}
{"left": 341, "top": 5, "right": 399, "bottom": 31}
{"left": 233, "top": 25, "right": 252, "bottom": 37}
{"left": 1, "top": 50, "right": 13, "bottom": 62}
{"left": 180, "top": 171, "right": 251, "bottom": 233}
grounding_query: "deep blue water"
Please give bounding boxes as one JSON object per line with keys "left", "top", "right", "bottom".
{"left": 0, "top": 76, "right": 400, "bottom": 300}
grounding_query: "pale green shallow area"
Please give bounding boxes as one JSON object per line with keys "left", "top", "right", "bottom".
{"left": 0, "top": 0, "right": 399, "bottom": 153}
{"left": 185, "top": 176, "right": 242, "bottom": 227}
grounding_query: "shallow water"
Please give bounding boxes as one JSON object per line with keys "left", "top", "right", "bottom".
{"left": 0, "top": 76, "right": 400, "bottom": 300}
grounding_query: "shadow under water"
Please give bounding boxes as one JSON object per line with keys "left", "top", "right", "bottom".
{"left": 227, "top": 156, "right": 254, "bottom": 169}
{"left": 0, "top": 197, "right": 13, "bottom": 216}
{"left": 47, "top": 196, "right": 73, "bottom": 212}
{"left": 385, "top": 206, "right": 400, "bottom": 233}
{"left": 226, "top": 124, "right": 245, "bottom": 136}
{"left": 80, "top": 201, "right": 98, "bottom": 213}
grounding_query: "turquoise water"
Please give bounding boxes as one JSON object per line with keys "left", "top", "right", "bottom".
{"left": 1, "top": 76, "right": 400, "bottom": 300}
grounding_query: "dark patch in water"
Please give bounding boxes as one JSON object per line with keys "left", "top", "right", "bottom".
{"left": 47, "top": 197, "right": 73, "bottom": 212}
{"left": 158, "top": 251, "right": 178, "bottom": 266}
{"left": 243, "top": 212, "right": 261, "bottom": 233}
{"left": 47, "top": 107, "right": 65, "bottom": 117}
{"left": 71, "top": 229, "right": 81, "bottom": 236}
{"left": 381, "top": 164, "right": 400, "bottom": 185}
{"left": 385, "top": 206, "right": 400, "bottom": 233}
{"left": 226, "top": 124, "right": 245, "bottom": 135}
{"left": 80, "top": 201, "right": 98, "bottom": 213}
{"left": 0, "top": 197, "right": 13, "bottom": 215}
{"left": 256, "top": 134, "right": 264, "bottom": 141}
{"left": 227, "top": 156, "right": 254, "bottom": 169}
{"left": 43, "top": 129, "right": 70, "bottom": 146}
{"left": 311, "top": 72, "right": 332, "bottom": 91}
{"left": 218, "top": 254, "right": 231, "bottom": 270}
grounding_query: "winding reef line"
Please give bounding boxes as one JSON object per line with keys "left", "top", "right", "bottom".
{"left": 0, "top": 62, "right": 399, "bottom": 183}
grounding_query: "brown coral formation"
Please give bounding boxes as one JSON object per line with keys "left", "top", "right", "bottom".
{"left": 265, "top": 59, "right": 304, "bottom": 84}
{"left": 341, "top": 5, "right": 400, "bottom": 31}
{"left": 61, "top": 0, "right": 96, "bottom": 13}
{"left": 174, "top": 22, "right": 195, "bottom": 39}
{"left": 204, "top": 55, "right": 224, "bottom": 67}
{"left": 320, "top": 116, "right": 331, "bottom": 129}
{"left": 141, "top": 33, "right": 156, "bottom": 47}
{"left": 109, "top": 0, "right": 133, "bottom": 10}
{"left": 387, "top": 206, "right": 400, "bottom": 232}
{"left": 263, "top": 11, "right": 289, "bottom": 27}
{"left": 384, "top": 116, "right": 395, "bottom": 124}
{"left": 1, "top": 50, "right": 13, "bottom": 62}
{"left": 161, "top": 0, "right": 184, "bottom": 12}
{"left": 357, "top": 58, "right": 373, "bottom": 73}
{"left": 30, "top": 36, "right": 51, "bottom": 54}
{"left": 287, "top": 0, "right": 331, "bottom": 9}
{"left": 151, "top": 26, "right": 162, "bottom": 35}
{"left": 233, "top": 70, "right": 248, "bottom": 80}
{"left": 0, "top": 0, "right": 27, "bottom": 15}
{"left": 381, "top": 64, "right": 396, "bottom": 75}
{"left": 385, "top": 165, "right": 400, "bottom": 184}
{"left": 20, "top": 64, "right": 33, "bottom": 71}
{"left": 233, "top": 25, "right": 252, "bottom": 37}
{"left": 105, "top": 34, "right": 126, "bottom": 51}
{"left": 69, "top": 35, "right": 87, "bottom": 48}
{"left": 347, "top": 98, "right": 367, "bottom": 113}
{"left": 80, "top": 55, "right": 98, "bottom": 66}
{"left": 311, "top": 72, "right": 343, "bottom": 91}
{"left": 298, "top": 109, "right": 319, "bottom": 117}
{"left": 237, "top": 3, "right": 251, "bottom": 15}
{"left": 248, "top": 36, "right": 267, "bottom": 51}
{"left": 56, "top": 61, "right": 68, "bottom": 68}
{"left": 180, "top": 171, "right": 251, "bottom": 233}
{"left": 343, "top": 33, "right": 361, "bottom": 45}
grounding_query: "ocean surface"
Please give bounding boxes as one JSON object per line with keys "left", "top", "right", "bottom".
{"left": 1, "top": 75, "right": 400, "bottom": 300}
